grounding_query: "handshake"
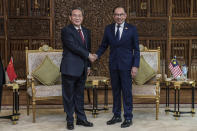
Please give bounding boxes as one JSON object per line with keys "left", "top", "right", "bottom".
{"left": 88, "top": 53, "right": 98, "bottom": 62}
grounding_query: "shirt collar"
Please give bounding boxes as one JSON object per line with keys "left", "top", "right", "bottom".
{"left": 115, "top": 22, "right": 125, "bottom": 28}
{"left": 74, "top": 25, "right": 82, "bottom": 30}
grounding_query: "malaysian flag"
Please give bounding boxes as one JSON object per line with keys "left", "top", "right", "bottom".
{"left": 169, "top": 57, "right": 182, "bottom": 78}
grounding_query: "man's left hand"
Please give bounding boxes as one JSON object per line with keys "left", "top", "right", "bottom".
{"left": 131, "top": 67, "right": 138, "bottom": 78}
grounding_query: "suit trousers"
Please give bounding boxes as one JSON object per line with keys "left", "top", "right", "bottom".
{"left": 61, "top": 72, "right": 87, "bottom": 123}
{"left": 110, "top": 69, "right": 133, "bottom": 120}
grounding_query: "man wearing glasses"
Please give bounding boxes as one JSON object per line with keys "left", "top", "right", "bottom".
{"left": 93, "top": 6, "right": 140, "bottom": 128}
{"left": 60, "top": 7, "right": 94, "bottom": 130}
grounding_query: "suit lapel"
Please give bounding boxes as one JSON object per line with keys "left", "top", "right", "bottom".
{"left": 120, "top": 22, "right": 129, "bottom": 41}
{"left": 111, "top": 23, "right": 116, "bottom": 39}
{"left": 69, "top": 24, "right": 85, "bottom": 47}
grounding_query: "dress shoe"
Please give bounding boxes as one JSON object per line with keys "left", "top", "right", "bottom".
{"left": 76, "top": 119, "right": 93, "bottom": 127}
{"left": 67, "top": 122, "right": 74, "bottom": 130}
{"left": 107, "top": 116, "right": 122, "bottom": 125}
{"left": 121, "top": 119, "right": 132, "bottom": 128}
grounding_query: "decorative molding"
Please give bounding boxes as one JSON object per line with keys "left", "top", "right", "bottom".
{"left": 39, "top": 44, "right": 53, "bottom": 52}
{"left": 172, "top": 20, "right": 197, "bottom": 36}
{"left": 8, "top": 19, "right": 50, "bottom": 37}
{"left": 129, "top": 19, "right": 167, "bottom": 37}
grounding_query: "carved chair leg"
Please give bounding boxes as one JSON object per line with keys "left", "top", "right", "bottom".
{"left": 27, "top": 94, "right": 30, "bottom": 116}
{"left": 32, "top": 100, "right": 36, "bottom": 123}
{"left": 156, "top": 97, "right": 159, "bottom": 120}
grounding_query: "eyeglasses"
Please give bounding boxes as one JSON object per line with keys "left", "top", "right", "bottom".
{"left": 113, "top": 13, "right": 125, "bottom": 17}
{"left": 72, "top": 14, "right": 83, "bottom": 18}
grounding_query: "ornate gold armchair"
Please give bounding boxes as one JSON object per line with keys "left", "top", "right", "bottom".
{"left": 132, "top": 47, "right": 161, "bottom": 120}
{"left": 25, "top": 45, "right": 62, "bottom": 123}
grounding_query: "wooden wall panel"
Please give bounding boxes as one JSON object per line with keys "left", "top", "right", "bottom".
{"left": 191, "top": 39, "right": 197, "bottom": 80}
{"left": 192, "top": 40, "right": 197, "bottom": 62}
{"left": 0, "top": 18, "right": 4, "bottom": 36}
{"left": 31, "top": 0, "right": 50, "bottom": 16}
{"left": 9, "top": 39, "right": 28, "bottom": 78}
{"left": 194, "top": 0, "right": 197, "bottom": 16}
{"left": 129, "top": 0, "right": 148, "bottom": 17}
{"left": 172, "top": 20, "right": 197, "bottom": 36}
{"left": 172, "top": 0, "right": 191, "bottom": 17}
{"left": 150, "top": 0, "right": 168, "bottom": 17}
{"left": 0, "top": 0, "right": 4, "bottom": 16}
{"left": 2, "top": 0, "right": 54, "bottom": 76}
{"left": 8, "top": 0, "right": 28, "bottom": 16}
{"left": 0, "top": 39, "right": 5, "bottom": 63}
{"left": 171, "top": 40, "right": 189, "bottom": 64}
{"left": 129, "top": 19, "right": 167, "bottom": 37}
{"left": 8, "top": 19, "right": 50, "bottom": 37}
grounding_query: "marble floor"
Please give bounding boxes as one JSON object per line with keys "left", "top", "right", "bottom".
{"left": 0, "top": 106, "right": 197, "bottom": 131}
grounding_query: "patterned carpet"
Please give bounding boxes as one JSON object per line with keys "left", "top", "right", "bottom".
{"left": 0, "top": 106, "right": 197, "bottom": 131}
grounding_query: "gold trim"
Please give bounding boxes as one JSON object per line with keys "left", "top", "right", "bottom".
{"left": 13, "top": 84, "right": 19, "bottom": 89}
{"left": 13, "top": 121, "right": 17, "bottom": 125}
{"left": 39, "top": 45, "right": 53, "bottom": 52}
{"left": 133, "top": 47, "right": 161, "bottom": 120}
{"left": 25, "top": 45, "right": 63, "bottom": 123}
{"left": 92, "top": 80, "right": 99, "bottom": 86}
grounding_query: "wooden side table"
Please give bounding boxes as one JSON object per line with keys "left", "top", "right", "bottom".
{"left": 165, "top": 79, "right": 195, "bottom": 120}
{"left": 85, "top": 76, "right": 109, "bottom": 118}
{"left": 0, "top": 80, "right": 26, "bottom": 124}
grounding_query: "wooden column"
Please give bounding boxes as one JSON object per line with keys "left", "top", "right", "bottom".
{"left": 167, "top": 0, "right": 172, "bottom": 76}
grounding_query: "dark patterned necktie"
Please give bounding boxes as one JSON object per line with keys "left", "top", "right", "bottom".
{"left": 78, "top": 29, "right": 85, "bottom": 44}
{"left": 115, "top": 24, "right": 120, "bottom": 41}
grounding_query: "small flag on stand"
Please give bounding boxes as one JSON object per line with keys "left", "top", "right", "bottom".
{"left": 6, "top": 57, "right": 17, "bottom": 82}
{"left": 169, "top": 56, "right": 182, "bottom": 79}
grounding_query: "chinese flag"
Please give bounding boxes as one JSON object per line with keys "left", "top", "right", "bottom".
{"left": 6, "top": 57, "right": 17, "bottom": 82}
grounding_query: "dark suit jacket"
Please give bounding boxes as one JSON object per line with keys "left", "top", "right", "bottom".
{"left": 60, "top": 24, "right": 91, "bottom": 77}
{"left": 0, "top": 56, "right": 5, "bottom": 110}
{"left": 96, "top": 22, "right": 140, "bottom": 70}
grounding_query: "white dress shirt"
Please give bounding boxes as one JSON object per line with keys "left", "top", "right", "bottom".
{"left": 74, "top": 26, "right": 85, "bottom": 38}
{"left": 74, "top": 26, "right": 90, "bottom": 69}
{"left": 115, "top": 22, "right": 125, "bottom": 40}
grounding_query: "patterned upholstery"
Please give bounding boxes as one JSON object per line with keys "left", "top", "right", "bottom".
{"left": 28, "top": 52, "right": 62, "bottom": 77}
{"left": 132, "top": 51, "right": 160, "bottom": 96}
{"left": 27, "top": 51, "right": 62, "bottom": 97}
{"left": 27, "top": 84, "right": 62, "bottom": 97}
{"left": 133, "top": 84, "right": 159, "bottom": 96}
{"left": 26, "top": 45, "right": 63, "bottom": 123}
{"left": 140, "top": 52, "right": 158, "bottom": 72}
{"left": 132, "top": 48, "right": 161, "bottom": 120}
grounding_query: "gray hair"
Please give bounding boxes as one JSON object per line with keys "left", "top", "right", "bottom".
{"left": 69, "top": 7, "right": 84, "bottom": 16}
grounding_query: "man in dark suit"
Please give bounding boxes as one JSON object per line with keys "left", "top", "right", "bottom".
{"left": 60, "top": 7, "right": 94, "bottom": 130}
{"left": 0, "top": 55, "right": 5, "bottom": 111}
{"left": 93, "top": 6, "right": 140, "bottom": 128}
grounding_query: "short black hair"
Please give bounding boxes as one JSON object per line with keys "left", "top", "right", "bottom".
{"left": 69, "top": 7, "right": 84, "bottom": 16}
{"left": 113, "top": 6, "right": 126, "bottom": 14}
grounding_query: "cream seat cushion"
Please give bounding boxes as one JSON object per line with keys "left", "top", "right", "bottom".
{"left": 27, "top": 84, "right": 62, "bottom": 97}
{"left": 133, "top": 84, "right": 160, "bottom": 96}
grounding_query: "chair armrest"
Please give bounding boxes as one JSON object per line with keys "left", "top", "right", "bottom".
{"left": 146, "top": 74, "right": 162, "bottom": 85}
{"left": 156, "top": 74, "right": 162, "bottom": 81}
{"left": 27, "top": 75, "right": 33, "bottom": 80}
{"left": 26, "top": 75, "right": 36, "bottom": 96}
{"left": 26, "top": 75, "right": 32, "bottom": 88}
